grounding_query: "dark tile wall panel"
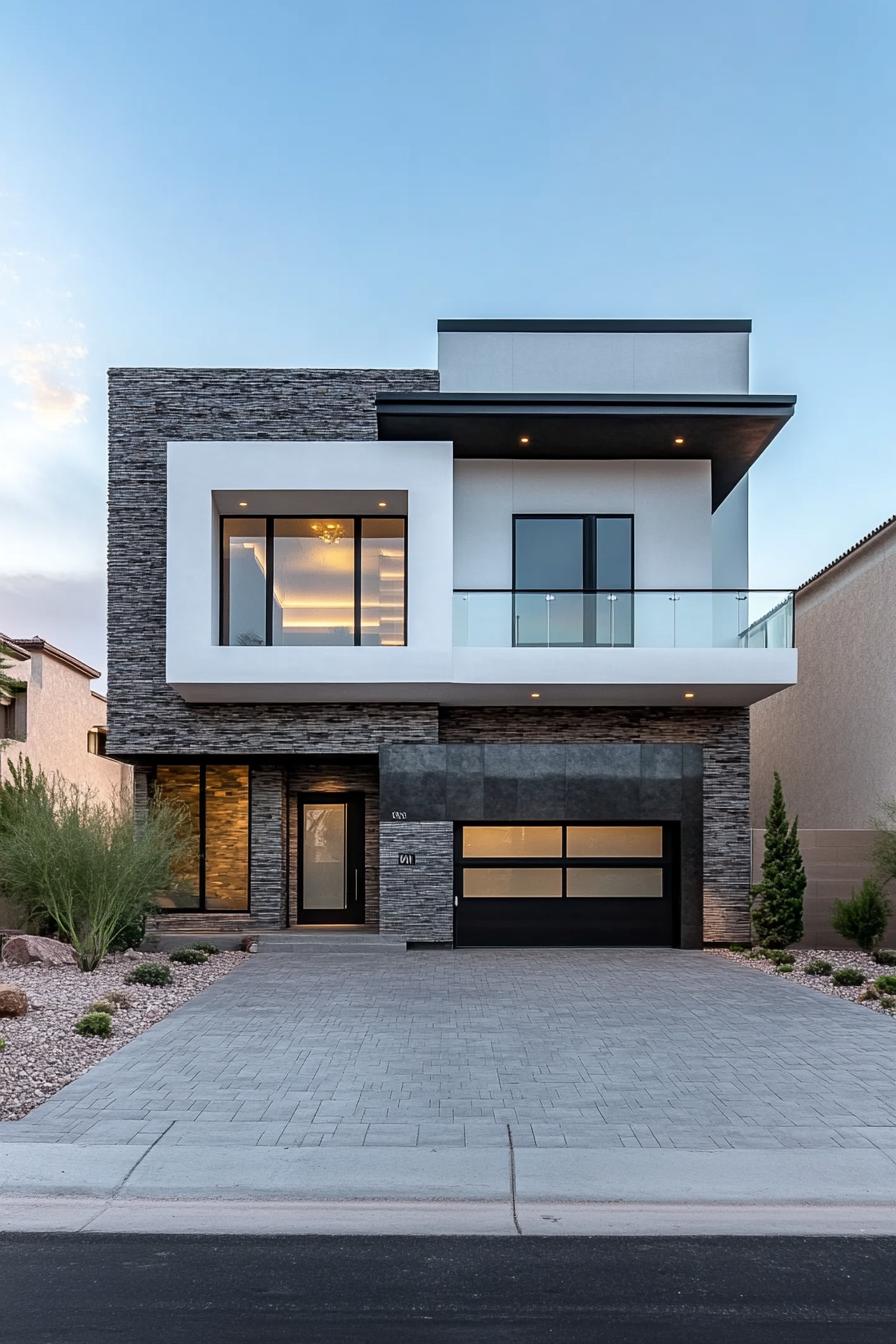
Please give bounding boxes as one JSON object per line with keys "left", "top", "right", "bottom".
{"left": 249, "top": 767, "right": 287, "bottom": 928}
{"left": 380, "top": 821, "right": 454, "bottom": 943}
{"left": 438, "top": 707, "right": 750, "bottom": 943}
{"left": 107, "top": 366, "right": 439, "bottom": 757}
{"left": 287, "top": 757, "right": 380, "bottom": 930}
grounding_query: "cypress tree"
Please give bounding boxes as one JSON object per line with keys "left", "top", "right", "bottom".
{"left": 751, "top": 772, "right": 805, "bottom": 947}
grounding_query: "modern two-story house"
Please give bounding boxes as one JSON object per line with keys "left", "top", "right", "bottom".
{"left": 107, "top": 318, "right": 797, "bottom": 948}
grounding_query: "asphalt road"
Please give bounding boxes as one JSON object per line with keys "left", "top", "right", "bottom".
{"left": 3, "top": 1234, "right": 896, "bottom": 1342}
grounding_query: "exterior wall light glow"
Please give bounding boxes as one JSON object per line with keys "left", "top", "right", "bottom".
{"left": 683, "top": 691, "right": 695, "bottom": 700}
{"left": 239, "top": 501, "right": 248, "bottom": 507}
{"left": 530, "top": 691, "right": 541, "bottom": 699}
{"left": 519, "top": 436, "right": 530, "bottom": 445}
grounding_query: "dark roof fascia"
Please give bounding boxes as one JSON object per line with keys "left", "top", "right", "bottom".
{"left": 376, "top": 391, "right": 795, "bottom": 414}
{"left": 437, "top": 319, "right": 752, "bottom": 334}
{"left": 798, "top": 514, "right": 896, "bottom": 593}
{"left": 8, "top": 638, "right": 101, "bottom": 681}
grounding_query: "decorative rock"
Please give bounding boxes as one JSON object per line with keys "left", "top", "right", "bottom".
{"left": 1, "top": 934, "right": 77, "bottom": 968}
{"left": 0, "top": 984, "right": 29, "bottom": 1017}
{"left": 122, "top": 948, "right": 141, "bottom": 961}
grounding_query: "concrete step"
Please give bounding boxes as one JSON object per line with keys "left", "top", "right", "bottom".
{"left": 257, "top": 930, "right": 406, "bottom": 954}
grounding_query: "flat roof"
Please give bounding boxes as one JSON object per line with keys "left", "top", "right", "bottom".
{"left": 437, "top": 319, "right": 752, "bottom": 334}
{"left": 376, "top": 391, "right": 795, "bottom": 509}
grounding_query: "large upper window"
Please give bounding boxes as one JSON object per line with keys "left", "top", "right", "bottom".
{"left": 513, "top": 514, "right": 633, "bottom": 646}
{"left": 220, "top": 516, "right": 406, "bottom": 647}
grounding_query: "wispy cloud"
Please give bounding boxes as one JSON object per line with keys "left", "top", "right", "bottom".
{"left": 5, "top": 339, "right": 89, "bottom": 429}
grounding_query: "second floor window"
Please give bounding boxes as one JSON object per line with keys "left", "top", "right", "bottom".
{"left": 221, "top": 515, "right": 407, "bottom": 648}
{"left": 513, "top": 514, "right": 633, "bottom": 647}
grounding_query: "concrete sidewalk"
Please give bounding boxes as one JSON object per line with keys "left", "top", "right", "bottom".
{"left": 3, "top": 1139, "right": 896, "bottom": 1235}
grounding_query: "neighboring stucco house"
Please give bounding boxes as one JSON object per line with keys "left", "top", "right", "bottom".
{"left": 107, "top": 317, "right": 797, "bottom": 946}
{"left": 752, "top": 515, "right": 896, "bottom": 945}
{"left": 0, "top": 635, "right": 131, "bottom": 803}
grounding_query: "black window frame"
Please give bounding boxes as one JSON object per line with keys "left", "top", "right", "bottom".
{"left": 512, "top": 513, "right": 635, "bottom": 648}
{"left": 219, "top": 514, "right": 408, "bottom": 648}
{"left": 150, "top": 761, "right": 251, "bottom": 914}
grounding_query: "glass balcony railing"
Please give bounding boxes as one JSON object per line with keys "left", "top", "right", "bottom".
{"left": 452, "top": 590, "right": 794, "bottom": 649}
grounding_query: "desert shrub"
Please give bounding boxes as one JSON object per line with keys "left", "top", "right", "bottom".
{"left": 103, "top": 990, "right": 134, "bottom": 1010}
{"left": 832, "top": 878, "right": 891, "bottom": 953}
{"left": 750, "top": 772, "right": 806, "bottom": 948}
{"left": 0, "top": 1038, "right": 5, "bottom": 1052}
{"left": 728, "top": 943, "right": 750, "bottom": 953}
{"left": 108, "top": 912, "right": 147, "bottom": 954}
{"left": 766, "top": 949, "right": 795, "bottom": 965}
{"left": 187, "top": 942, "right": 221, "bottom": 957}
{"left": 832, "top": 967, "right": 865, "bottom": 987}
{"left": 874, "top": 975, "right": 896, "bottom": 995}
{"left": 86, "top": 998, "right": 119, "bottom": 1016}
{"left": 803, "top": 959, "right": 833, "bottom": 976}
{"left": 75, "top": 1011, "right": 113, "bottom": 1038}
{"left": 169, "top": 947, "right": 208, "bottom": 966}
{"left": 879, "top": 995, "right": 896, "bottom": 1013}
{"left": 775, "top": 962, "right": 794, "bottom": 973}
{"left": 0, "top": 760, "right": 190, "bottom": 971}
{"left": 126, "top": 962, "right": 172, "bottom": 987}
{"left": 874, "top": 949, "right": 896, "bottom": 967}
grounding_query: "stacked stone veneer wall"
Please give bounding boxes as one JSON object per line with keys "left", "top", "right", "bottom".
{"left": 380, "top": 822, "right": 454, "bottom": 942}
{"left": 107, "top": 366, "right": 439, "bottom": 758}
{"left": 439, "top": 707, "right": 750, "bottom": 943}
{"left": 287, "top": 758, "right": 379, "bottom": 929}
{"left": 249, "top": 768, "right": 287, "bottom": 927}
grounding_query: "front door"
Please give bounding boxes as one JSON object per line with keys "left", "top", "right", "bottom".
{"left": 297, "top": 793, "right": 365, "bottom": 924}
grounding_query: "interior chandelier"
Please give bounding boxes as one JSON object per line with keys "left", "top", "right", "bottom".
{"left": 310, "top": 520, "right": 346, "bottom": 545}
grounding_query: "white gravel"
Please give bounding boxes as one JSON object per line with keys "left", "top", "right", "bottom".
{"left": 0, "top": 950, "right": 245, "bottom": 1120}
{"left": 714, "top": 945, "right": 896, "bottom": 1015}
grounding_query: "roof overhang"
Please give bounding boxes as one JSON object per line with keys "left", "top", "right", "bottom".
{"left": 376, "top": 391, "right": 796, "bottom": 510}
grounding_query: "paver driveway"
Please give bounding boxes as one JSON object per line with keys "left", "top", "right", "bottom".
{"left": 6, "top": 949, "right": 896, "bottom": 1150}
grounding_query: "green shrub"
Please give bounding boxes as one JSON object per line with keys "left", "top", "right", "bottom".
{"left": 0, "top": 760, "right": 191, "bottom": 971}
{"left": 75, "top": 1011, "right": 113, "bottom": 1038}
{"left": 879, "top": 995, "right": 896, "bottom": 1013}
{"left": 874, "top": 975, "right": 896, "bottom": 995}
{"left": 0, "top": 1038, "right": 5, "bottom": 1052}
{"left": 775, "top": 962, "right": 794, "bottom": 973}
{"left": 86, "top": 998, "right": 119, "bottom": 1016}
{"left": 766, "top": 949, "right": 795, "bottom": 965}
{"left": 108, "top": 912, "right": 147, "bottom": 954}
{"left": 126, "top": 962, "right": 172, "bottom": 987}
{"left": 187, "top": 942, "right": 221, "bottom": 957}
{"left": 874, "top": 949, "right": 896, "bottom": 967}
{"left": 745, "top": 948, "right": 768, "bottom": 959}
{"left": 169, "top": 947, "right": 208, "bottom": 966}
{"left": 803, "top": 959, "right": 833, "bottom": 976}
{"left": 728, "top": 943, "right": 750, "bottom": 953}
{"left": 832, "top": 967, "right": 865, "bottom": 987}
{"left": 832, "top": 878, "right": 891, "bottom": 953}
{"left": 750, "top": 772, "right": 806, "bottom": 948}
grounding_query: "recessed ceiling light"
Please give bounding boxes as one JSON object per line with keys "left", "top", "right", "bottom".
{"left": 519, "top": 436, "right": 530, "bottom": 445}
{"left": 683, "top": 691, "right": 695, "bottom": 700}
{"left": 377, "top": 500, "right": 388, "bottom": 508}
{"left": 530, "top": 691, "right": 541, "bottom": 699}
{"left": 674, "top": 437, "right": 685, "bottom": 446}
{"left": 238, "top": 501, "right": 248, "bottom": 508}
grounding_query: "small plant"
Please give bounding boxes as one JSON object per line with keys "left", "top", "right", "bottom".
{"left": 86, "top": 998, "right": 119, "bottom": 1016}
{"left": 775, "top": 962, "right": 794, "bottom": 973}
{"left": 874, "top": 975, "right": 896, "bottom": 995}
{"left": 126, "top": 962, "right": 172, "bottom": 987}
{"left": 803, "top": 959, "right": 833, "bottom": 976}
{"left": 75, "top": 1011, "right": 113, "bottom": 1038}
{"left": 880, "top": 995, "right": 896, "bottom": 1013}
{"left": 187, "top": 942, "right": 221, "bottom": 957}
{"left": 832, "top": 878, "right": 892, "bottom": 953}
{"left": 832, "top": 967, "right": 865, "bottom": 987}
{"left": 728, "top": 943, "right": 750, "bottom": 953}
{"left": 103, "top": 989, "right": 134, "bottom": 1010}
{"left": 0, "top": 1038, "right": 6, "bottom": 1052}
{"left": 874, "top": 949, "right": 896, "bottom": 967}
{"left": 169, "top": 947, "right": 208, "bottom": 966}
{"left": 766, "top": 949, "right": 795, "bottom": 965}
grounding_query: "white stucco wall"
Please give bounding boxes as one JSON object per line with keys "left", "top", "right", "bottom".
{"left": 439, "top": 329, "right": 750, "bottom": 394}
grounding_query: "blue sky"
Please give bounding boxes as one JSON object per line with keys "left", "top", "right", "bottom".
{"left": 1, "top": 0, "right": 894, "bottom": 675}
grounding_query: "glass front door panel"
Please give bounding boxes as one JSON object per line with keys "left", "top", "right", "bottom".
{"left": 302, "top": 803, "right": 347, "bottom": 910}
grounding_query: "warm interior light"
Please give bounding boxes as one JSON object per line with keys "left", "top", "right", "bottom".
{"left": 674, "top": 437, "right": 685, "bottom": 446}
{"left": 530, "top": 691, "right": 541, "bottom": 699}
{"left": 683, "top": 691, "right": 695, "bottom": 700}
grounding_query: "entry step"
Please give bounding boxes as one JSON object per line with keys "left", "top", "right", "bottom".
{"left": 257, "top": 931, "right": 407, "bottom": 954}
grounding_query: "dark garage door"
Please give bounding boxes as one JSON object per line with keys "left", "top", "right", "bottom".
{"left": 455, "top": 823, "right": 679, "bottom": 947}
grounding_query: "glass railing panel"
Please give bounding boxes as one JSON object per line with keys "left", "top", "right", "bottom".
{"left": 453, "top": 591, "right": 513, "bottom": 647}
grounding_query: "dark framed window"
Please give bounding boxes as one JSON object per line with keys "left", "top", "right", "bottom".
{"left": 513, "top": 514, "right": 634, "bottom": 647}
{"left": 458, "top": 823, "right": 668, "bottom": 900}
{"left": 87, "top": 727, "right": 107, "bottom": 757}
{"left": 152, "top": 763, "right": 250, "bottom": 912}
{"left": 220, "top": 515, "right": 407, "bottom": 647}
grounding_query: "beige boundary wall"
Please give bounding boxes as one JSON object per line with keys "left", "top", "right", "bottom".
{"left": 750, "top": 827, "right": 896, "bottom": 948}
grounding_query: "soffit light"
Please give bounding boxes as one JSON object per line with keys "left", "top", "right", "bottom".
{"left": 377, "top": 500, "right": 388, "bottom": 508}
{"left": 239, "top": 501, "right": 248, "bottom": 508}
{"left": 310, "top": 521, "right": 347, "bottom": 545}
{"left": 674, "top": 437, "right": 685, "bottom": 446}
{"left": 683, "top": 691, "right": 695, "bottom": 700}
{"left": 519, "top": 435, "right": 530, "bottom": 445}
{"left": 530, "top": 691, "right": 541, "bottom": 699}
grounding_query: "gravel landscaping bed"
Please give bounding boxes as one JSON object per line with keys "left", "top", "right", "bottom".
{"left": 0, "top": 950, "right": 246, "bottom": 1120}
{"left": 716, "top": 946, "right": 896, "bottom": 1016}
